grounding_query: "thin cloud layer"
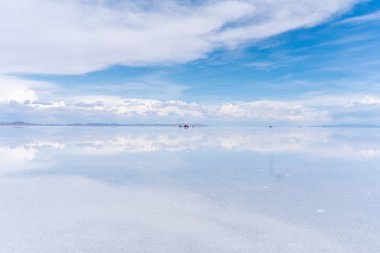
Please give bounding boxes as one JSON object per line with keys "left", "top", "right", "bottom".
{"left": 338, "top": 9, "right": 380, "bottom": 23}
{"left": 0, "top": 0, "right": 361, "bottom": 74}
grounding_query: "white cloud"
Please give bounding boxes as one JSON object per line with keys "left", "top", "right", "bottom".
{"left": 344, "top": 96, "right": 380, "bottom": 107}
{"left": 213, "top": 100, "right": 329, "bottom": 122}
{"left": 302, "top": 93, "right": 380, "bottom": 110}
{"left": 297, "top": 94, "right": 380, "bottom": 124}
{"left": 3, "top": 77, "right": 380, "bottom": 124}
{"left": 0, "top": 75, "right": 58, "bottom": 105}
{"left": 0, "top": 0, "right": 361, "bottom": 74}
{"left": 3, "top": 93, "right": 380, "bottom": 124}
{"left": 0, "top": 76, "right": 39, "bottom": 103}
{"left": 2, "top": 127, "right": 380, "bottom": 177}
{"left": 30, "top": 101, "right": 67, "bottom": 109}
{"left": 8, "top": 95, "right": 330, "bottom": 122}
{"left": 338, "top": 10, "right": 380, "bottom": 24}
{"left": 62, "top": 96, "right": 205, "bottom": 118}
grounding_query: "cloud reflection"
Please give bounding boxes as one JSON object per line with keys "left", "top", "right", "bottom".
{"left": 1, "top": 128, "right": 380, "bottom": 164}
{"left": 0, "top": 127, "right": 379, "bottom": 252}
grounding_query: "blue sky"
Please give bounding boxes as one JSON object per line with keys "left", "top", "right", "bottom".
{"left": 1, "top": 0, "right": 380, "bottom": 124}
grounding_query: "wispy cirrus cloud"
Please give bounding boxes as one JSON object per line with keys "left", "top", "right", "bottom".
{"left": 338, "top": 10, "right": 380, "bottom": 24}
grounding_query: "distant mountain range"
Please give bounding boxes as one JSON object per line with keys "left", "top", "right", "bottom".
{"left": 1, "top": 122, "right": 380, "bottom": 128}
{"left": 0, "top": 122, "right": 205, "bottom": 127}
{"left": 311, "top": 124, "right": 380, "bottom": 128}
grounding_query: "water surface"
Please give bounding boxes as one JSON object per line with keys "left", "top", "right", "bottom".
{"left": 0, "top": 127, "right": 379, "bottom": 252}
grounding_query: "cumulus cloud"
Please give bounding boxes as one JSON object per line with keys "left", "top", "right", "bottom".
{"left": 213, "top": 100, "right": 329, "bottom": 122}
{"left": 0, "top": 0, "right": 361, "bottom": 74}
{"left": 344, "top": 96, "right": 380, "bottom": 107}
{"left": 5, "top": 95, "right": 331, "bottom": 123}
{"left": 42, "top": 96, "right": 206, "bottom": 118}
{"left": 299, "top": 94, "right": 380, "bottom": 124}
{"left": 3, "top": 76, "right": 380, "bottom": 124}
{"left": 0, "top": 76, "right": 38, "bottom": 103}
{"left": 4, "top": 92, "right": 380, "bottom": 124}
{"left": 0, "top": 75, "right": 57, "bottom": 104}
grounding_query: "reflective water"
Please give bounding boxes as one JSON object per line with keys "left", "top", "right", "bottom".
{"left": 0, "top": 127, "right": 379, "bottom": 253}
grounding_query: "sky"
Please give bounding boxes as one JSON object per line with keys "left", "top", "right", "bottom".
{"left": 0, "top": 0, "right": 380, "bottom": 125}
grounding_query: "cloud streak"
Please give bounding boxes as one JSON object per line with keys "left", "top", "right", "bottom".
{"left": 338, "top": 10, "right": 380, "bottom": 24}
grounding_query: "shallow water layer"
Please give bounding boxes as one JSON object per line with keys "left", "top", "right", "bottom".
{"left": 0, "top": 127, "right": 379, "bottom": 253}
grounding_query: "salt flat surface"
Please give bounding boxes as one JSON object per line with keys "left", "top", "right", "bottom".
{"left": 0, "top": 127, "right": 379, "bottom": 253}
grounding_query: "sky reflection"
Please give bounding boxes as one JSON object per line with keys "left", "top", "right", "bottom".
{"left": 0, "top": 127, "right": 379, "bottom": 252}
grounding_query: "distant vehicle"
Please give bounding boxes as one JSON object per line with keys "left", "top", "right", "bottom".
{"left": 179, "top": 124, "right": 193, "bottom": 129}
